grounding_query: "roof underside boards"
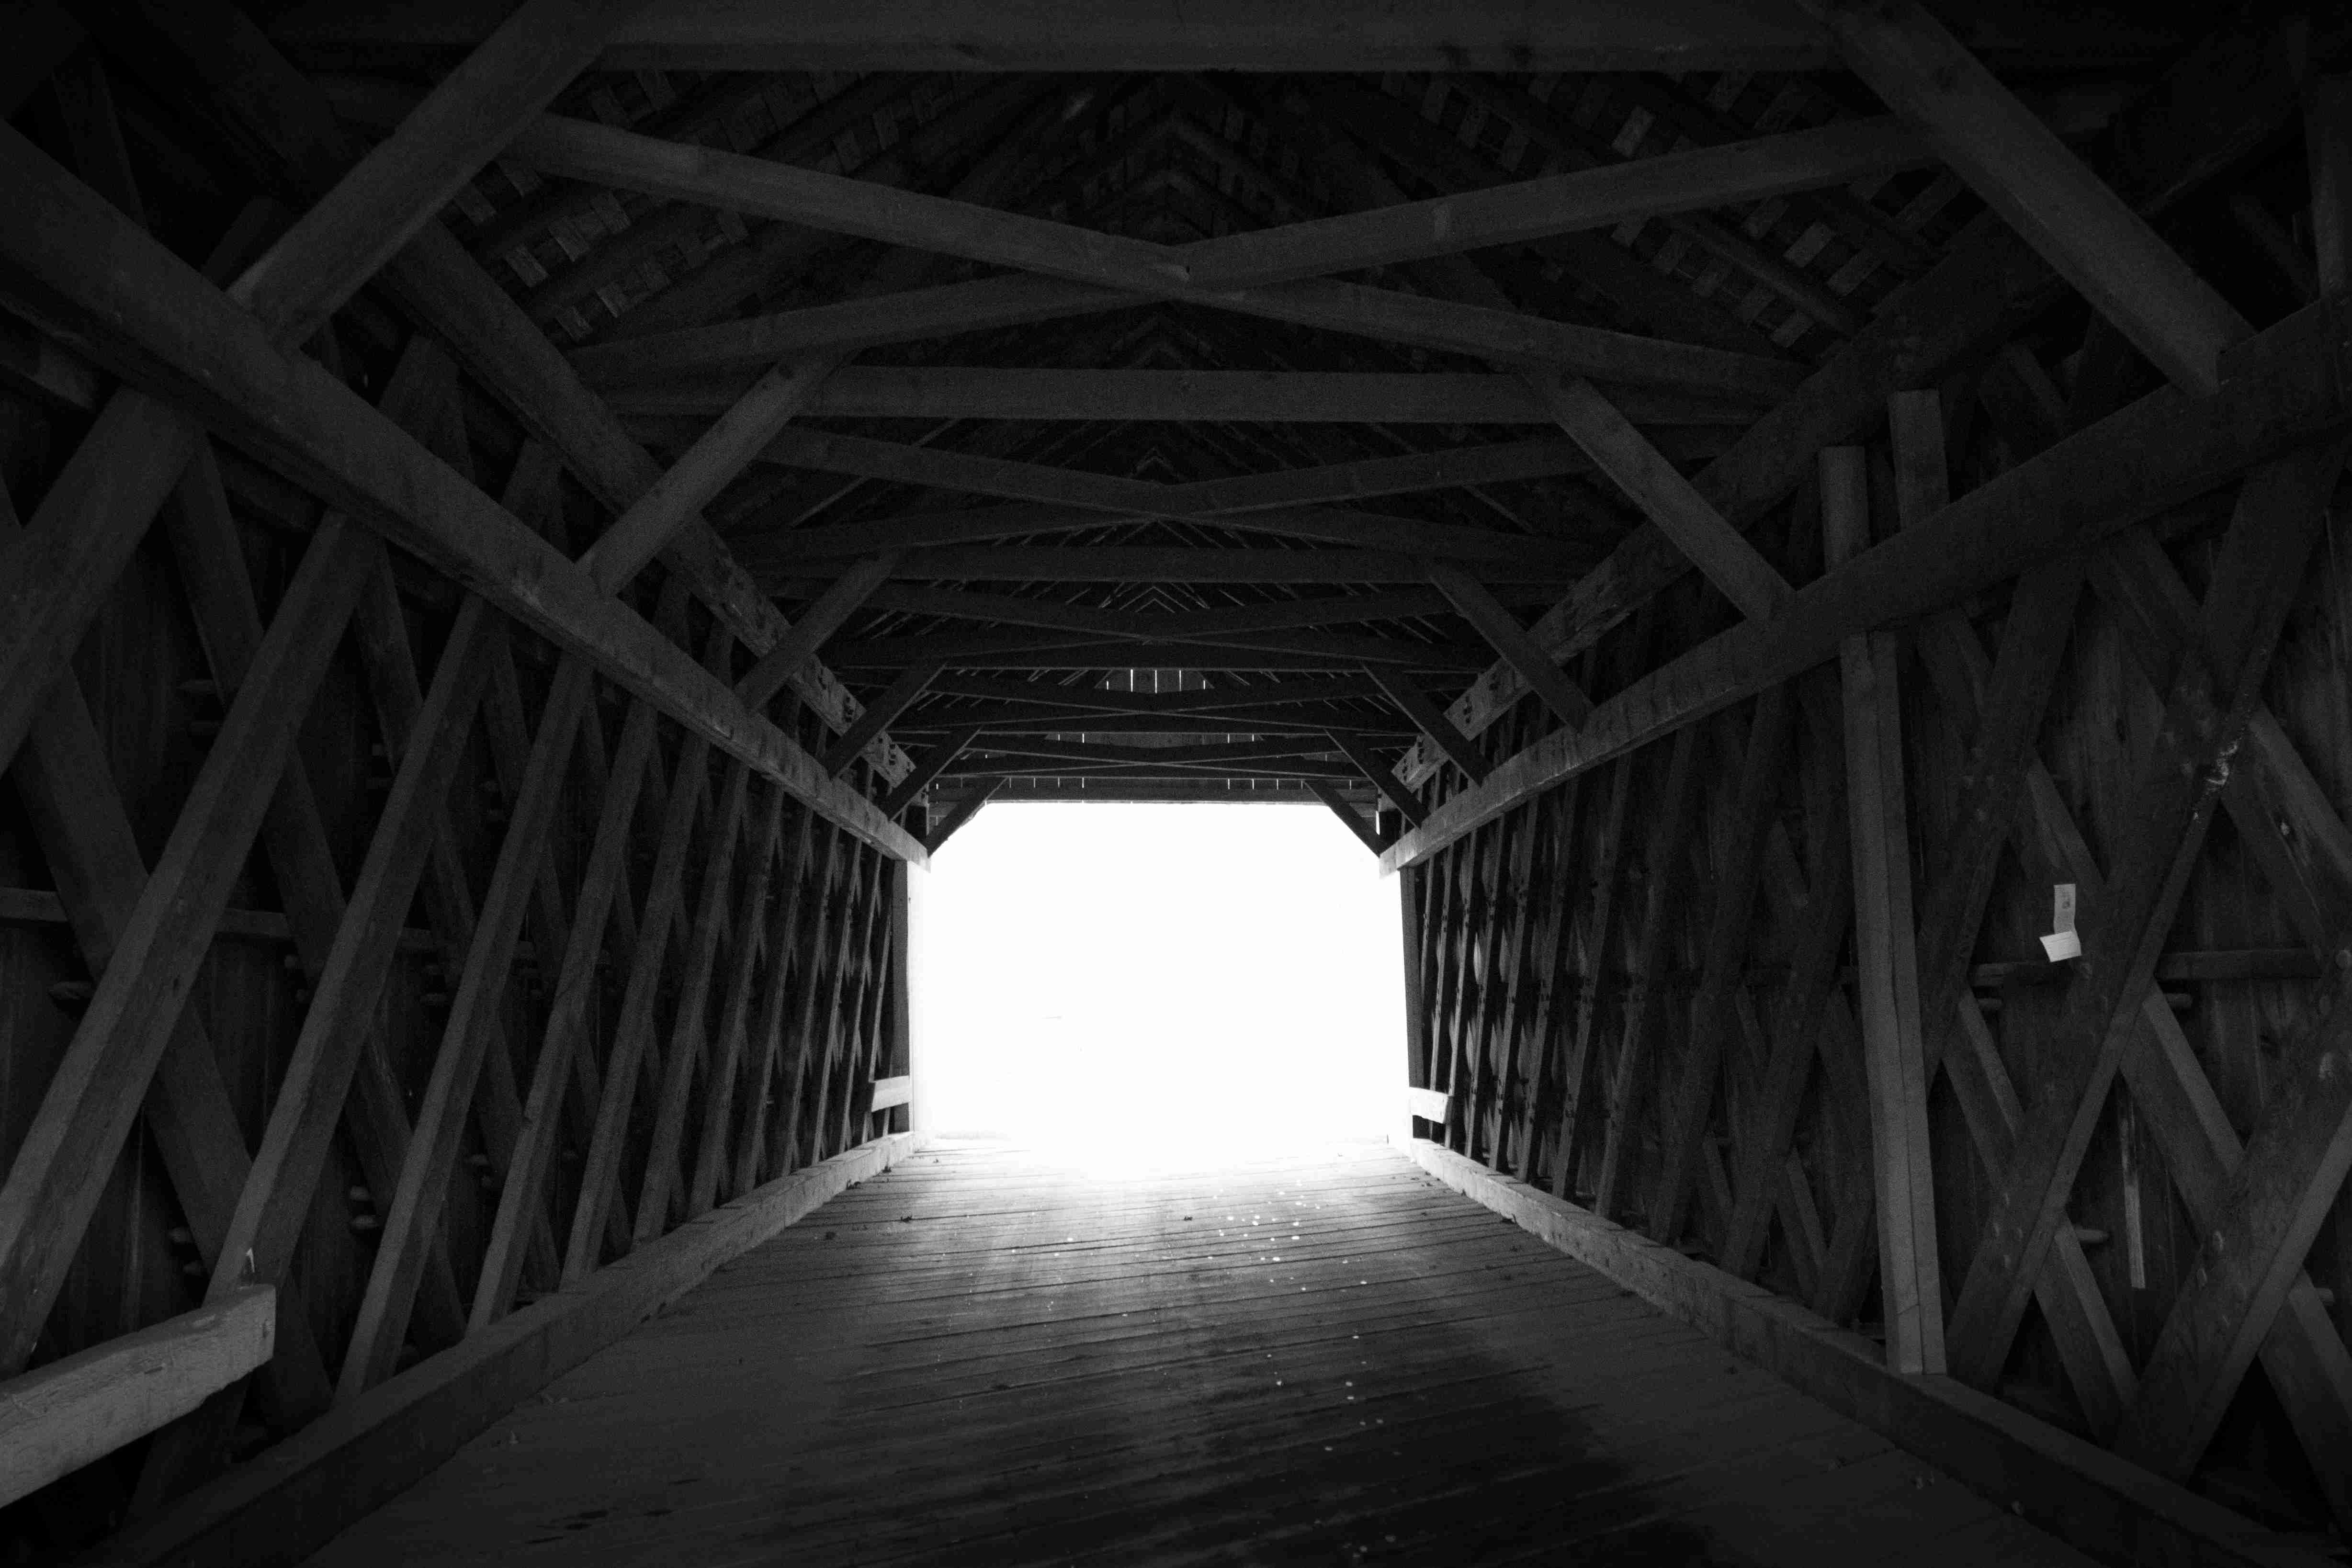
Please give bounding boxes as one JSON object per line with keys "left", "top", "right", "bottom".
{"left": 201, "top": 4, "right": 2309, "bottom": 827}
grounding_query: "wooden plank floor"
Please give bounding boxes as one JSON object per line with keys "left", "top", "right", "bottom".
{"left": 305, "top": 1139, "right": 2094, "bottom": 1567}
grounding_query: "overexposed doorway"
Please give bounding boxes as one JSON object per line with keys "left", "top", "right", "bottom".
{"left": 911, "top": 803, "right": 1403, "bottom": 1167}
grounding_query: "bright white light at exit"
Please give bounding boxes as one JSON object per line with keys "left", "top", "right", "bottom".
{"left": 913, "top": 803, "right": 1403, "bottom": 1170}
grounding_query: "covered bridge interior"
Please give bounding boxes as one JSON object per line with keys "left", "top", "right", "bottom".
{"left": 2, "top": 1, "right": 2352, "bottom": 1563}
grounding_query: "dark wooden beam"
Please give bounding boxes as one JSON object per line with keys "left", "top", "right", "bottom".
{"left": 1806, "top": 0, "right": 2248, "bottom": 393}
{"left": 584, "top": 361, "right": 836, "bottom": 592}
{"left": 1180, "top": 120, "right": 1929, "bottom": 290}
{"left": 1533, "top": 372, "right": 1792, "bottom": 622}
{"left": 84, "top": 0, "right": 908, "bottom": 780}
{"left": 880, "top": 726, "right": 981, "bottom": 816}
{"left": 1308, "top": 781, "right": 1390, "bottom": 856}
{"left": 740, "top": 501, "right": 1596, "bottom": 573}
{"left": 1423, "top": 562, "right": 1592, "bottom": 730}
{"left": 0, "top": 1286, "right": 276, "bottom": 1509}
{"left": 473, "top": 687, "right": 660, "bottom": 1330}
{"left": 505, "top": 110, "right": 1922, "bottom": 298}
{"left": 862, "top": 585, "right": 1457, "bottom": 638}
{"left": 0, "top": 521, "right": 372, "bottom": 1373}
{"left": 1367, "top": 669, "right": 1486, "bottom": 782}
{"left": 824, "top": 665, "right": 942, "bottom": 777}
{"left": 1398, "top": 20, "right": 2303, "bottom": 786}
{"left": 734, "top": 429, "right": 1725, "bottom": 526}
{"left": 271, "top": 0, "right": 1837, "bottom": 71}
{"left": 921, "top": 673, "right": 1394, "bottom": 711}
{"left": 737, "top": 553, "right": 899, "bottom": 710}
{"left": 923, "top": 781, "right": 1002, "bottom": 854}
{"left": 100, "top": 1134, "right": 918, "bottom": 1568}
{"left": 897, "top": 706, "right": 1407, "bottom": 736}
{"left": 1823, "top": 439, "right": 1945, "bottom": 1375}
{"left": 825, "top": 635, "right": 1489, "bottom": 673}
{"left": 570, "top": 273, "right": 1805, "bottom": 406}
{"left": 0, "top": 475, "right": 339, "bottom": 1422}
{"left": 0, "top": 123, "right": 922, "bottom": 860}
{"left": 617, "top": 369, "right": 1754, "bottom": 426}
{"left": 961, "top": 735, "right": 1341, "bottom": 768}
{"left": 1380, "top": 297, "right": 2352, "bottom": 868}
{"left": 758, "top": 546, "right": 1584, "bottom": 587}
{"left": 229, "top": 0, "right": 646, "bottom": 347}
{"left": 627, "top": 764, "right": 756, "bottom": 1247}
{"left": 1941, "top": 435, "right": 2349, "bottom": 1391}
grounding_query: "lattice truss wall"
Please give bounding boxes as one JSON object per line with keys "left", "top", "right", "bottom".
{"left": 3, "top": 0, "right": 2352, "bottom": 1561}
{"left": 0, "top": 11, "right": 929, "bottom": 1555}
{"left": 1400, "top": 408, "right": 2352, "bottom": 1534}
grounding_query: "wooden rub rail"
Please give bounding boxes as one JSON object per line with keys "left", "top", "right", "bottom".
{"left": 90, "top": 1134, "right": 922, "bottom": 1568}
{"left": 6, "top": 3, "right": 2352, "bottom": 1560}
{"left": 0, "top": 1287, "right": 274, "bottom": 1510}
{"left": 1403, "top": 1140, "right": 2337, "bottom": 1568}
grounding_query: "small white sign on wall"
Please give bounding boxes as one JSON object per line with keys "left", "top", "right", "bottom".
{"left": 2039, "top": 883, "right": 2081, "bottom": 963}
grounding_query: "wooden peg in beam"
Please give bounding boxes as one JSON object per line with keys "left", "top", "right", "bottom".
{"left": 1366, "top": 669, "right": 1486, "bottom": 783}
{"left": 1423, "top": 559, "right": 1593, "bottom": 729}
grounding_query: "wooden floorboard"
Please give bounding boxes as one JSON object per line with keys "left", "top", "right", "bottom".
{"left": 304, "top": 1140, "right": 2094, "bottom": 1567}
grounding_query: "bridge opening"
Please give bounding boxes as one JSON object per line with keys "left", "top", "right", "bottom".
{"left": 913, "top": 803, "right": 1403, "bottom": 1170}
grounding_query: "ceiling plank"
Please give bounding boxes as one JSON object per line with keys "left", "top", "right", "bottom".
{"left": 752, "top": 546, "right": 1586, "bottom": 586}
{"left": 824, "top": 637, "right": 1490, "bottom": 672}
{"left": 897, "top": 706, "right": 1408, "bottom": 735}
{"left": 862, "top": 585, "right": 1456, "bottom": 637}
{"left": 270, "top": 0, "right": 1836, "bottom": 73}
{"left": 922, "top": 674, "right": 1397, "bottom": 711}
{"left": 616, "top": 369, "right": 1754, "bottom": 425}
{"left": 962, "top": 735, "right": 1342, "bottom": 767}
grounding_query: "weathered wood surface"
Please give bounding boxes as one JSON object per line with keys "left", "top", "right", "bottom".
{"left": 7, "top": 11, "right": 2352, "bottom": 1559}
{"left": 0, "top": 1286, "right": 273, "bottom": 1509}
{"left": 298, "top": 1141, "right": 2088, "bottom": 1568}
{"left": 269, "top": 0, "right": 1843, "bottom": 72}
{"left": 90, "top": 1137, "right": 919, "bottom": 1568}
{"left": 1408, "top": 1139, "right": 2337, "bottom": 1568}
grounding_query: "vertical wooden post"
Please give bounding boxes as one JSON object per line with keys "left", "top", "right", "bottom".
{"left": 1398, "top": 862, "right": 1432, "bottom": 1138}
{"left": 1822, "top": 439, "right": 1946, "bottom": 1375}
{"left": 2308, "top": 75, "right": 2351, "bottom": 291}
{"left": 878, "top": 858, "right": 914, "bottom": 1136}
